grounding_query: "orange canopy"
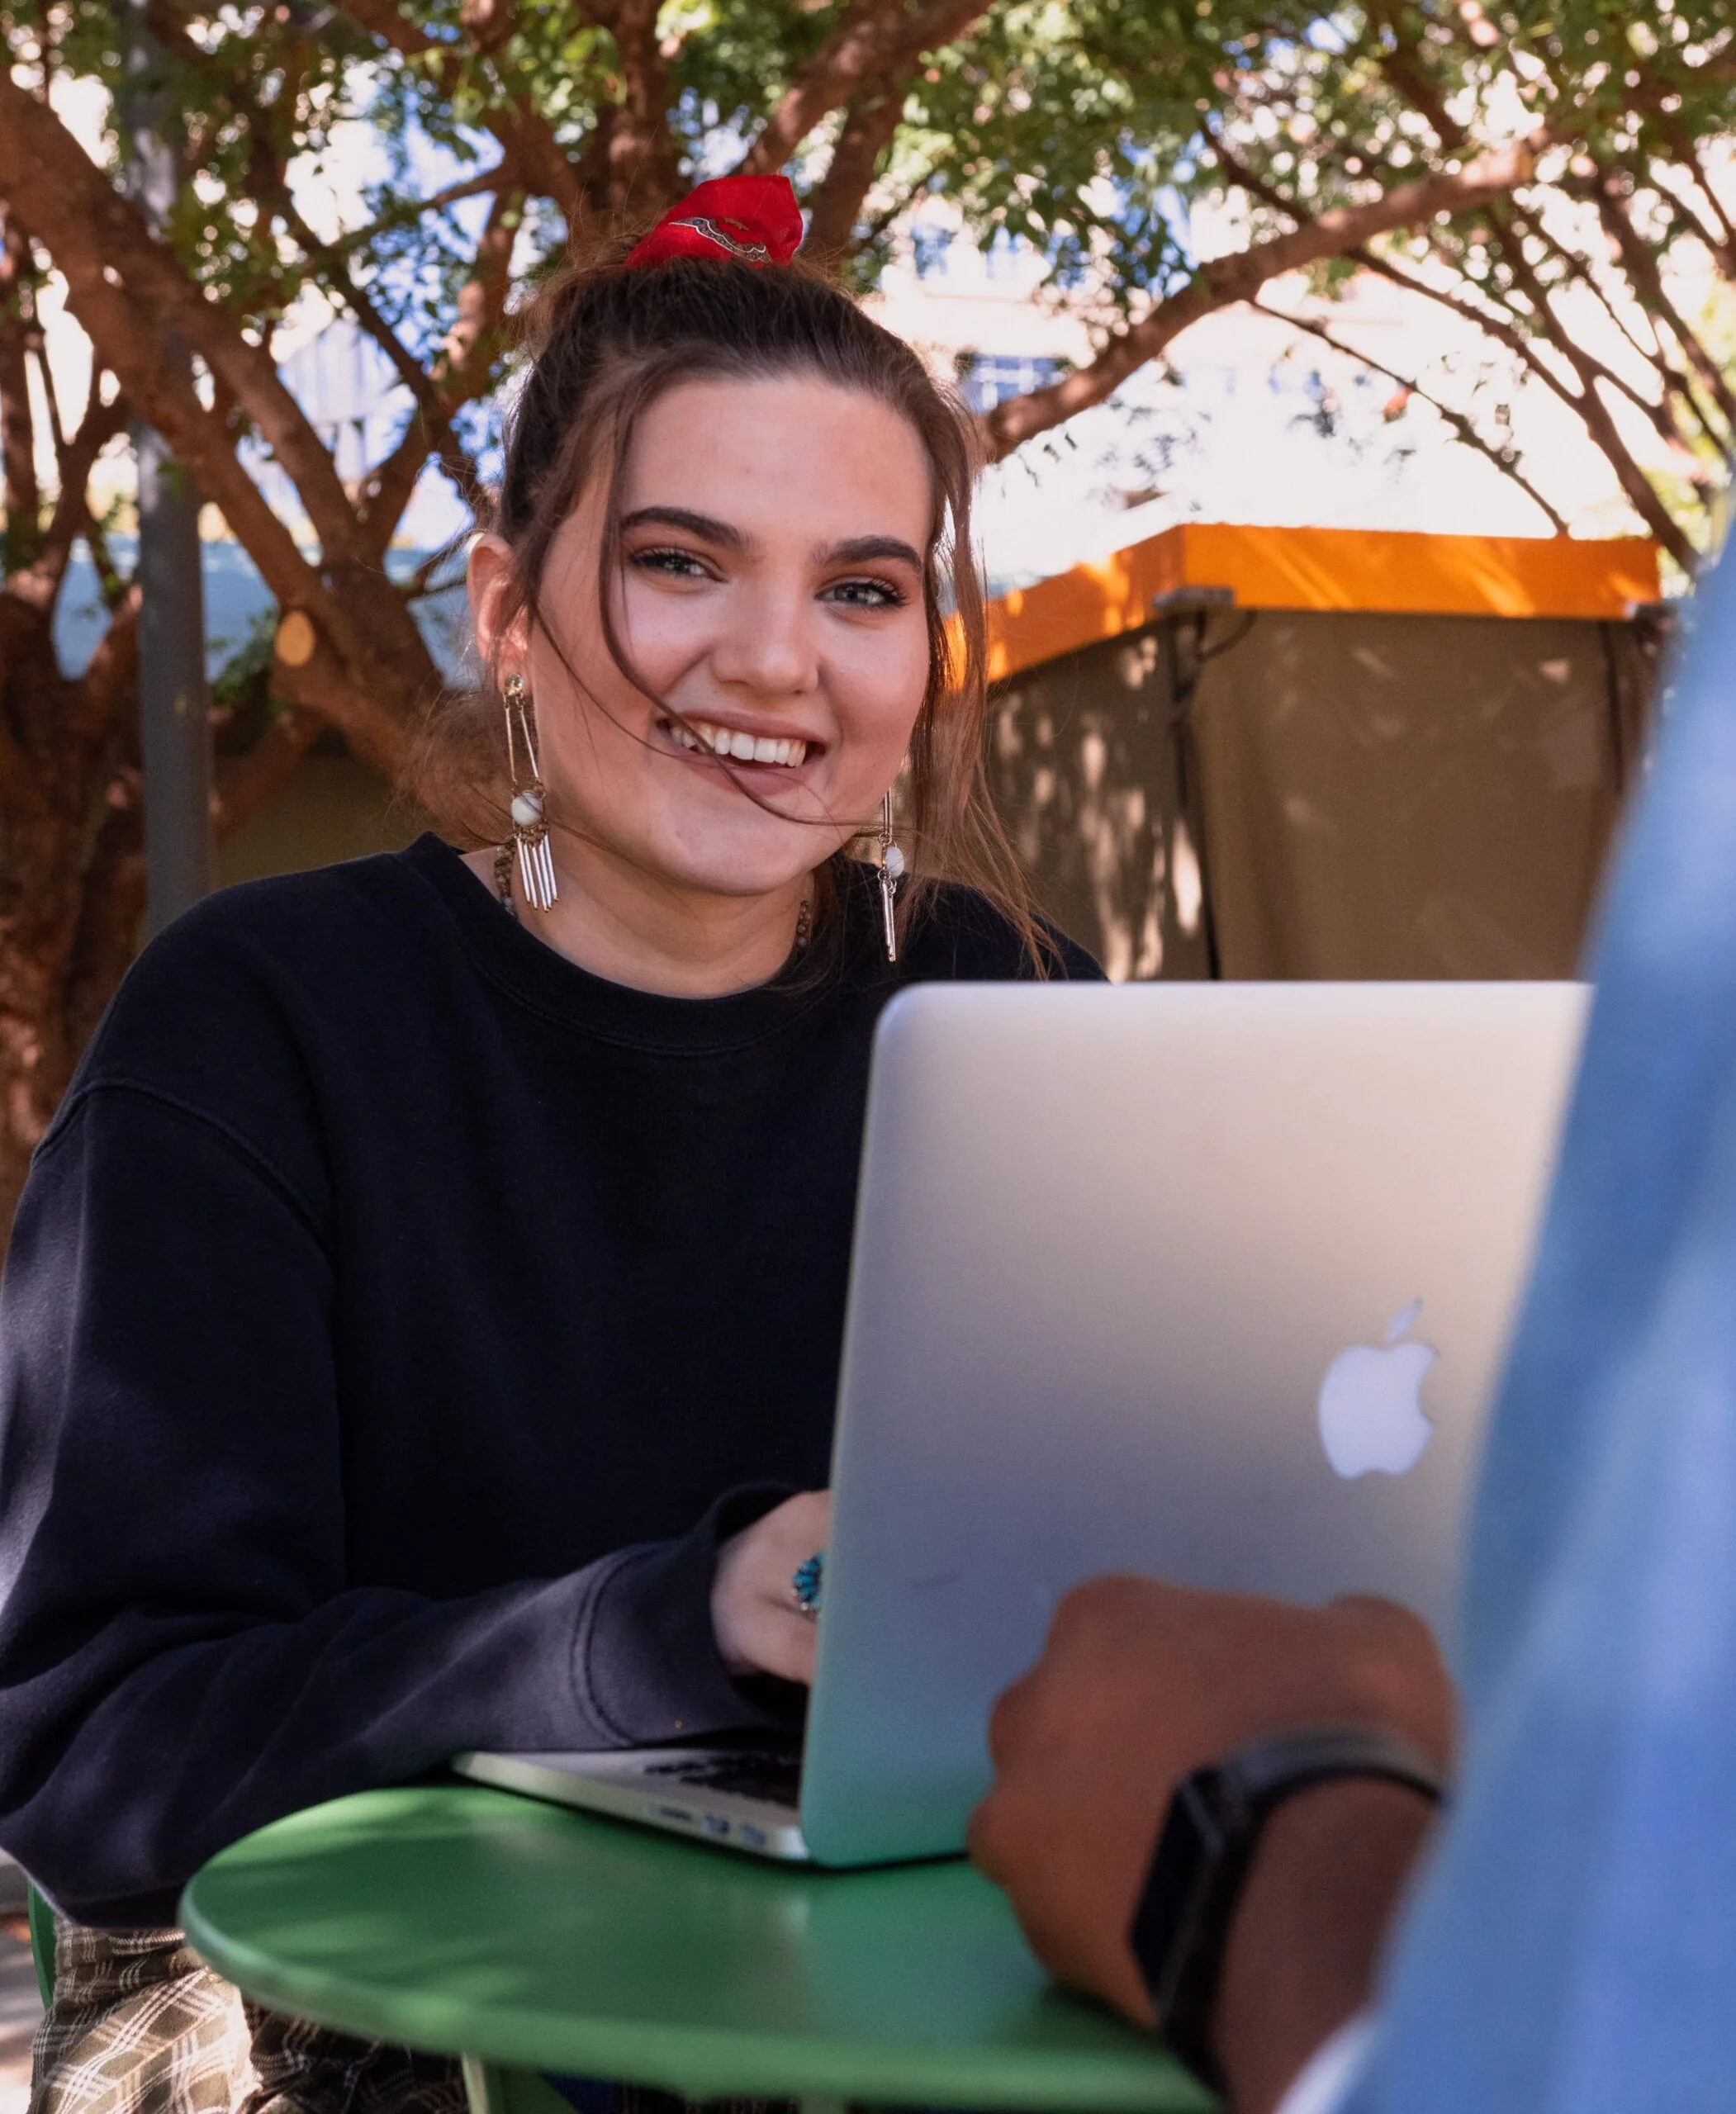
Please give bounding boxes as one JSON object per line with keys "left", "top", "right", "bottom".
{"left": 982, "top": 523, "right": 1662, "bottom": 685}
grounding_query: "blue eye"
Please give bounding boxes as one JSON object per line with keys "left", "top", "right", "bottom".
{"left": 826, "top": 577, "right": 906, "bottom": 609}
{"left": 632, "top": 547, "right": 710, "bottom": 579}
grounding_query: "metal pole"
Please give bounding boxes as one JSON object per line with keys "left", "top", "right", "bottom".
{"left": 121, "top": 0, "right": 213, "bottom": 936}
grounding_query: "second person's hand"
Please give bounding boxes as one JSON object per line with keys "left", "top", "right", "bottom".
{"left": 967, "top": 1576, "right": 1454, "bottom": 2036}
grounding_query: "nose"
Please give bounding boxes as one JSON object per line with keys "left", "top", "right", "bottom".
{"left": 709, "top": 578, "right": 818, "bottom": 700}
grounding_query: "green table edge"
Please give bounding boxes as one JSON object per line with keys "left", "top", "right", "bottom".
{"left": 179, "top": 1790, "right": 1212, "bottom": 2113}
{"left": 27, "top": 1880, "right": 55, "bottom": 2007}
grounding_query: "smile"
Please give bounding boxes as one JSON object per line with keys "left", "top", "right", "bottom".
{"left": 662, "top": 718, "right": 813, "bottom": 768}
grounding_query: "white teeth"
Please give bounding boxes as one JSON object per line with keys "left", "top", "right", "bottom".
{"left": 668, "top": 721, "right": 809, "bottom": 766}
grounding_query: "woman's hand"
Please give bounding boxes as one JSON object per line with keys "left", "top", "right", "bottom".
{"left": 710, "top": 1489, "right": 832, "bottom": 1685}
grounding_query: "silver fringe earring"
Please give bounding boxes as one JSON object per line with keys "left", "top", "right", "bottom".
{"left": 877, "top": 789, "right": 905, "bottom": 964}
{"left": 502, "top": 674, "right": 557, "bottom": 912}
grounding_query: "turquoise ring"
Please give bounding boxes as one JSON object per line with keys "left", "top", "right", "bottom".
{"left": 791, "top": 1551, "right": 824, "bottom": 1617}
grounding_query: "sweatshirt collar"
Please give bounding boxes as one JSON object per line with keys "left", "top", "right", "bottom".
{"left": 400, "top": 834, "right": 878, "bottom": 1054}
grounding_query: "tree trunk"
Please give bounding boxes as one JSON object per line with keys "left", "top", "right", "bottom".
{"left": 0, "top": 592, "right": 145, "bottom": 1235}
{"left": 0, "top": 571, "right": 334, "bottom": 1244}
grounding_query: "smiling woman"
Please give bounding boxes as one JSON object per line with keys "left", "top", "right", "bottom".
{"left": 462, "top": 372, "right": 936, "bottom": 991}
{"left": 410, "top": 205, "right": 1045, "bottom": 993}
{"left": 0, "top": 177, "right": 1101, "bottom": 2114}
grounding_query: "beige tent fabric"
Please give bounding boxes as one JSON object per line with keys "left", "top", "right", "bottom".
{"left": 987, "top": 607, "right": 1658, "bottom": 981}
{"left": 989, "top": 624, "right": 1212, "bottom": 984}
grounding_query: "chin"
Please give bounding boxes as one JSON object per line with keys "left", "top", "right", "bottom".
{"left": 653, "top": 842, "right": 827, "bottom": 902}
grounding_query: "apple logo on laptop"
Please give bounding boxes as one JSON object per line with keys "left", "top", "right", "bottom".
{"left": 1316, "top": 1299, "right": 1437, "bottom": 1478}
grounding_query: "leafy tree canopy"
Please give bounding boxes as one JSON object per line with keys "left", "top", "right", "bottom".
{"left": 0, "top": 0, "right": 1730, "bottom": 1227}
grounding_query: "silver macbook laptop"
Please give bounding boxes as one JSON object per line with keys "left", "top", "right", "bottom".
{"left": 457, "top": 980, "right": 1587, "bottom": 1865}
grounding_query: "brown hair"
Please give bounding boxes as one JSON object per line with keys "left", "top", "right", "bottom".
{"left": 406, "top": 229, "right": 1048, "bottom": 969}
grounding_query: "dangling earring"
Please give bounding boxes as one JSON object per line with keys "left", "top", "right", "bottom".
{"left": 502, "top": 674, "right": 557, "bottom": 912}
{"left": 877, "top": 789, "right": 905, "bottom": 965}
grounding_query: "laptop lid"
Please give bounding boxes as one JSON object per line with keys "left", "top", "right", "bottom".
{"left": 800, "top": 981, "right": 1587, "bottom": 1866}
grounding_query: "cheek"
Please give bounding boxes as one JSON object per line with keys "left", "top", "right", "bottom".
{"left": 833, "top": 623, "right": 931, "bottom": 752}
{"left": 616, "top": 572, "right": 709, "bottom": 695}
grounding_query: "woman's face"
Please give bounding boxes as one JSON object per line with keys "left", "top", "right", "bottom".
{"left": 473, "top": 373, "right": 934, "bottom": 904}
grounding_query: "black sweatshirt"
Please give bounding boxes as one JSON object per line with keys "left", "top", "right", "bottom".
{"left": 0, "top": 836, "right": 1098, "bottom": 1927}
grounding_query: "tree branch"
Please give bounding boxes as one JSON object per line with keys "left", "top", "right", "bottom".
{"left": 842, "top": 157, "right": 943, "bottom": 261}
{"left": 572, "top": 0, "right": 680, "bottom": 215}
{"left": 330, "top": 164, "right": 520, "bottom": 261}
{"left": 358, "top": 185, "right": 519, "bottom": 551}
{"left": 137, "top": 2, "right": 493, "bottom": 514}
{"left": 1355, "top": 243, "right": 1584, "bottom": 407}
{"left": 1364, "top": 0, "right": 1468, "bottom": 152}
{"left": 0, "top": 68, "right": 433, "bottom": 767}
{"left": 75, "top": 580, "right": 141, "bottom": 758}
{"left": 0, "top": 208, "right": 42, "bottom": 574}
{"left": 31, "top": 325, "right": 69, "bottom": 470}
{"left": 1586, "top": 169, "right": 1736, "bottom": 438}
{"left": 1203, "top": 130, "right": 1638, "bottom": 424}
{"left": 1251, "top": 295, "right": 1568, "bottom": 532}
{"left": 740, "top": 0, "right": 987, "bottom": 176}
{"left": 460, "top": 0, "right": 516, "bottom": 56}
{"left": 0, "top": 76, "right": 369, "bottom": 562}
{"left": 276, "top": 191, "right": 487, "bottom": 518}
{"left": 980, "top": 143, "right": 1539, "bottom": 461}
{"left": 1662, "top": 126, "right": 1736, "bottom": 273}
{"left": 61, "top": 798, "right": 146, "bottom": 1059}
{"left": 802, "top": 73, "right": 910, "bottom": 261}
{"left": 1496, "top": 207, "right": 1697, "bottom": 450}
{"left": 1359, "top": 236, "right": 1701, "bottom": 566}
{"left": 7, "top": 382, "right": 129, "bottom": 613}
{"left": 333, "top": 0, "right": 584, "bottom": 220}
{"left": 60, "top": 600, "right": 146, "bottom": 1064}
{"left": 1487, "top": 216, "right": 1713, "bottom": 547}
{"left": 1344, "top": 35, "right": 1710, "bottom": 527}
{"left": 1514, "top": 204, "right": 1673, "bottom": 386}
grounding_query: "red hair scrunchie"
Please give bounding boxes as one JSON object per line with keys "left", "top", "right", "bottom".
{"left": 624, "top": 174, "right": 804, "bottom": 272}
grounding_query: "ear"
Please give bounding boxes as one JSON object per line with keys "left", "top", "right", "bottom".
{"left": 467, "top": 533, "right": 528, "bottom": 679}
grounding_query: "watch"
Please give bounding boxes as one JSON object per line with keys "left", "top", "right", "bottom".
{"left": 1128, "top": 1724, "right": 1446, "bottom": 2090}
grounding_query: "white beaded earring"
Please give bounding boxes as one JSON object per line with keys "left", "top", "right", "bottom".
{"left": 877, "top": 789, "right": 905, "bottom": 964}
{"left": 502, "top": 674, "right": 557, "bottom": 912}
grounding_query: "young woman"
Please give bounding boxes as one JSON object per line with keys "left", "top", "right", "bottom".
{"left": 0, "top": 175, "right": 1098, "bottom": 2112}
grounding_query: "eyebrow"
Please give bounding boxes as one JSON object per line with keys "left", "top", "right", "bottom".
{"left": 621, "top": 506, "right": 923, "bottom": 574}
{"left": 824, "top": 534, "right": 925, "bottom": 571}
{"left": 621, "top": 505, "right": 749, "bottom": 549}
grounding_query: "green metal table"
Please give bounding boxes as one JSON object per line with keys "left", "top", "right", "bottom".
{"left": 179, "top": 1785, "right": 1209, "bottom": 2114}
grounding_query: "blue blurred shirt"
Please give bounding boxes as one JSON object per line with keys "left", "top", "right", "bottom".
{"left": 1348, "top": 543, "right": 1736, "bottom": 2112}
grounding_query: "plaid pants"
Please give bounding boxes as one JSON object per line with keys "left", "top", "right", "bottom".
{"left": 31, "top": 1917, "right": 790, "bottom": 2114}
{"left": 30, "top": 1917, "right": 467, "bottom": 2114}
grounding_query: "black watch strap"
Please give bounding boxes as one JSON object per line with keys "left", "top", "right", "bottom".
{"left": 1129, "top": 1725, "right": 1445, "bottom": 2090}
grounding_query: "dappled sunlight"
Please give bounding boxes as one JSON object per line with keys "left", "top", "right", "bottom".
{"left": 989, "top": 593, "right": 1659, "bottom": 982}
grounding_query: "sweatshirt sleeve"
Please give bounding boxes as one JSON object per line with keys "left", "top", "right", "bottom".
{"left": 0, "top": 1084, "right": 793, "bottom": 1929}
